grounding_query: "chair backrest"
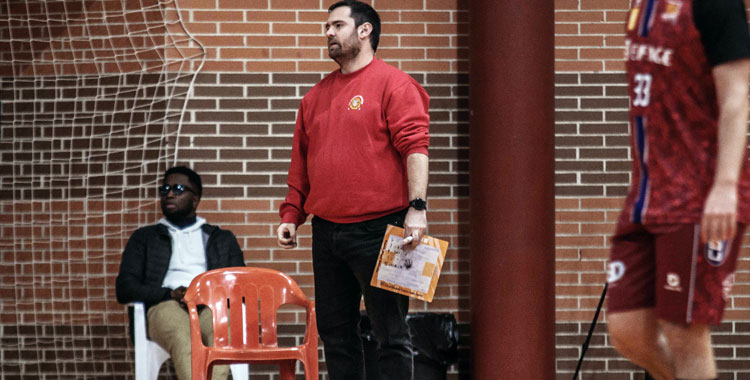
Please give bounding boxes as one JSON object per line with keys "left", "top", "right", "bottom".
{"left": 184, "top": 267, "right": 312, "bottom": 350}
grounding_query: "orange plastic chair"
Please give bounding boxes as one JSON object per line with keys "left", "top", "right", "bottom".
{"left": 183, "top": 267, "right": 318, "bottom": 380}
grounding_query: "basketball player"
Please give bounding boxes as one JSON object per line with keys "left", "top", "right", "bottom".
{"left": 606, "top": 1, "right": 750, "bottom": 380}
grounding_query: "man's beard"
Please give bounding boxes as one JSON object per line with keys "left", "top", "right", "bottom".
{"left": 328, "top": 35, "right": 361, "bottom": 62}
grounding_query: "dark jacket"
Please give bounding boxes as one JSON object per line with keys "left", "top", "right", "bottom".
{"left": 115, "top": 222, "right": 245, "bottom": 308}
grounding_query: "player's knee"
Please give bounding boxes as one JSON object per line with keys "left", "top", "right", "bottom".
{"left": 608, "top": 315, "right": 650, "bottom": 355}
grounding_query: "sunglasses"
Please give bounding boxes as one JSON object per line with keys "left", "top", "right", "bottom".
{"left": 158, "top": 184, "right": 195, "bottom": 196}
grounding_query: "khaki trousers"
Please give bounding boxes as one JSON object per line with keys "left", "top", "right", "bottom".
{"left": 147, "top": 300, "right": 229, "bottom": 380}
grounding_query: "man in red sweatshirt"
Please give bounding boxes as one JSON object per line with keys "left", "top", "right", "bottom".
{"left": 276, "top": 1, "right": 429, "bottom": 379}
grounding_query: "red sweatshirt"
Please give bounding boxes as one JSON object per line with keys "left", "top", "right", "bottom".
{"left": 280, "top": 58, "right": 430, "bottom": 225}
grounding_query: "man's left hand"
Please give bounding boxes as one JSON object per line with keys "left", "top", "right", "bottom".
{"left": 403, "top": 208, "right": 427, "bottom": 249}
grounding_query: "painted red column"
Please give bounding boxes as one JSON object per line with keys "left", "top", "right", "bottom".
{"left": 469, "top": 0, "right": 556, "bottom": 378}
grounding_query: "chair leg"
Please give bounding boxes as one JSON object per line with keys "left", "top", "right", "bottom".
{"left": 279, "top": 360, "right": 296, "bottom": 380}
{"left": 192, "top": 354, "right": 207, "bottom": 380}
{"left": 301, "top": 359, "right": 318, "bottom": 380}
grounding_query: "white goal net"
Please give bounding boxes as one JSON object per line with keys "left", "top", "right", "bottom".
{"left": 0, "top": 0, "right": 205, "bottom": 377}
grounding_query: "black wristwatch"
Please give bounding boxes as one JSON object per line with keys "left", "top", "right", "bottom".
{"left": 409, "top": 198, "right": 427, "bottom": 211}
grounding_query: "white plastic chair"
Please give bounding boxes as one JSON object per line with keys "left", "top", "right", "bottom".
{"left": 131, "top": 302, "right": 249, "bottom": 380}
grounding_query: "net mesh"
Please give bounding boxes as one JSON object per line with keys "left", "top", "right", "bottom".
{"left": 0, "top": 0, "right": 205, "bottom": 377}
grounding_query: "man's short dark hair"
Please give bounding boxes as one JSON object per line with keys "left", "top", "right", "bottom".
{"left": 164, "top": 166, "right": 202, "bottom": 197}
{"left": 328, "top": 0, "right": 381, "bottom": 52}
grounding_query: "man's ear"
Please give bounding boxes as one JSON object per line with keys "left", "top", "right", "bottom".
{"left": 358, "top": 22, "right": 372, "bottom": 40}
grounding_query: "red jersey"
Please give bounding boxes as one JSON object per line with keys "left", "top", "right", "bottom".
{"left": 280, "top": 58, "right": 430, "bottom": 225}
{"left": 622, "top": 0, "right": 750, "bottom": 224}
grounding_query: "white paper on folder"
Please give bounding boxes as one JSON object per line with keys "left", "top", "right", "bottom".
{"left": 376, "top": 235, "right": 441, "bottom": 293}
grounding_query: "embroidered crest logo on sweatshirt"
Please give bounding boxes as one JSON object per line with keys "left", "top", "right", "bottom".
{"left": 348, "top": 95, "right": 364, "bottom": 110}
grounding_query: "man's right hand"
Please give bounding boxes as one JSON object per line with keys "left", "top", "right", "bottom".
{"left": 277, "top": 223, "right": 298, "bottom": 249}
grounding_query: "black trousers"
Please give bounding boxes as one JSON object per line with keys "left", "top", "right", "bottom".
{"left": 311, "top": 208, "right": 414, "bottom": 380}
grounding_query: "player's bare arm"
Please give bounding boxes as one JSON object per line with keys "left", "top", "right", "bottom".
{"left": 701, "top": 58, "right": 750, "bottom": 243}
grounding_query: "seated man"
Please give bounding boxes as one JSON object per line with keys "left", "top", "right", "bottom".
{"left": 116, "top": 166, "right": 245, "bottom": 380}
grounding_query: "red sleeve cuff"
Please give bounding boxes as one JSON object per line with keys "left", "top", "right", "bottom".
{"left": 404, "top": 146, "right": 429, "bottom": 158}
{"left": 281, "top": 211, "right": 305, "bottom": 227}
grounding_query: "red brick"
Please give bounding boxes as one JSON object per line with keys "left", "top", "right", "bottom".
{"left": 556, "top": 235, "right": 606, "bottom": 247}
{"left": 426, "top": 23, "right": 462, "bottom": 35}
{"left": 605, "top": 60, "right": 627, "bottom": 71}
{"left": 377, "top": 48, "right": 426, "bottom": 60}
{"left": 556, "top": 223, "right": 580, "bottom": 234}
{"left": 556, "top": 272, "right": 580, "bottom": 284}
{"left": 274, "top": 23, "right": 322, "bottom": 34}
{"left": 556, "top": 211, "right": 606, "bottom": 222}
{"left": 580, "top": 22, "right": 625, "bottom": 35}
{"left": 193, "top": 35, "right": 245, "bottom": 47}
{"left": 219, "top": 0, "right": 268, "bottom": 8}
{"left": 580, "top": 48, "right": 623, "bottom": 60}
{"left": 270, "top": 0, "right": 317, "bottom": 9}
{"left": 401, "top": 36, "right": 451, "bottom": 47}
{"left": 220, "top": 48, "right": 271, "bottom": 59}
{"left": 193, "top": 11, "right": 244, "bottom": 22}
{"left": 298, "top": 11, "right": 329, "bottom": 22}
{"left": 201, "top": 60, "right": 245, "bottom": 72}
{"left": 555, "top": 11, "right": 605, "bottom": 22}
{"left": 377, "top": 0, "right": 424, "bottom": 10}
{"left": 245, "top": 35, "right": 296, "bottom": 46}
{"left": 219, "top": 22, "right": 270, "bottom": 34}
{"left": 244, "top": 9, "right": 294, "bottom": 20}
{"left": 400, "top": 60, "right": 452, "bottom": 72}
{"left": 219, "top": 200, "right": 271, "bottom": 211}
{"left": 606, "top": 10, "right": 630, "bottom": 22}
{"left": 580, "top": 223, "right": 616, "bottom": 235}
{"left": 556, "top": 249, "right": 580, "bottom": 260}
{"left": 556, "top": 48, "right": 578, "bottom": 60}
{"left": 581, "top": 0, "right": 629, "bottom": 10}
{"left": 557, "top": 285, "right": 605, "bottom": 296}
{"left": 580, "top": 197, "right": 623, "bottom": 209}
{"left": 557, "top": 261, "right": 606, "bottom": 272}
{"left": 555, "top": 23, "right": 578, "bottom": 34}
{"left": 427, "top": 48, "right": 467, "bottom": 60}
{"left": 271, "top": 48, "right": 321, "bottom": 59}
{"left": 555, "top": 0, "right": 579, "bottom": 10}
{"left": 246, "top": 60, "right": 297, "bottom": 71}
{"left": 556, "top": 35, "right": 604, "bottom": 47}
{"left": 297, "top": 60, "right": 339, "bottom": 72}
{"left": 555, "top": 60, "right": 604, "bottom": 71}
{"left": 402, "top": 11, "right": 450, "bottom": 22}
{"left": 386, "top": 23, "right": 426, "bottom": 34}
{"left": 580, "top": 249, "right": 609, "bottom": 259}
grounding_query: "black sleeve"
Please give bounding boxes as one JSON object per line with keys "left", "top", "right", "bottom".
{"left": 694, "top": 0, "right": 750, "bottom": 66}
{"left": 115, "top": 228, "right": 172, "bottom": 306}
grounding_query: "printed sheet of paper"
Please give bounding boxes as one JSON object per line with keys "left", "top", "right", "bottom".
{"left": 370, "top": 225, "right": 449, "bottom": 302}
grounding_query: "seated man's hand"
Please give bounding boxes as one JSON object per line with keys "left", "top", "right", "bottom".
{"left": 170, "top": 286, "right": 187, "bottom": 303}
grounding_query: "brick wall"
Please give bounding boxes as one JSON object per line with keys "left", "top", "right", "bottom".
{"left": 1, "top": 0, "right": 749, "bottom": 379}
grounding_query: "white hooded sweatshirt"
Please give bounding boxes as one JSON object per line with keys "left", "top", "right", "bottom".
{"left": 160, "top": 216, "right": 208, "bottom": 289}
